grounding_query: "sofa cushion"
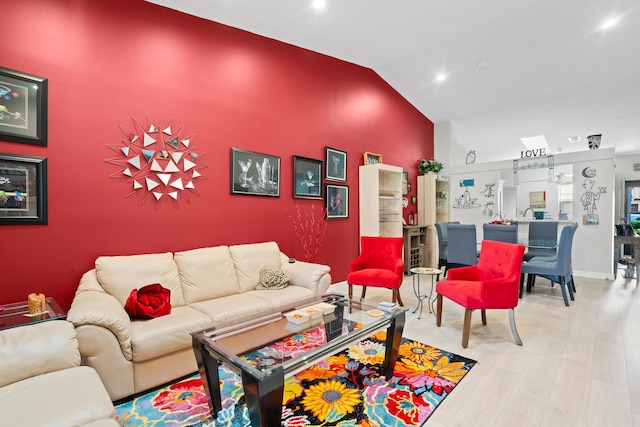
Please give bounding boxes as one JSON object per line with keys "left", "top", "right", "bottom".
{"left": 245, "top": 287, "right": 317, "bottom": 310}
{"left": 189, "top": 294, "right": 279, "bottom": 328}
{"left": 0, "top": 366, "right": 115, "bottom": 427}
{"left": 229, "top": 241, "right": 282, "bottom": 292}
{"left": 0, "top": 320, "right": 80, "bottom": 388}
{"left": 174, "top": 246, "right": 240, "bottom": 304}
{"left": 96, "top": 252, "right": 185, "bottom": 307}
{"left": 130, "top": 306, "right": 213, "bottom": 363}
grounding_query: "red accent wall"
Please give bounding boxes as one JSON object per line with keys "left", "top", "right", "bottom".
{"left": 0, "top": 0, "right": 434, "bottom": 310}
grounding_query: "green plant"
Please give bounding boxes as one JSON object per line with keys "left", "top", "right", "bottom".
{"left": 418, "top": 158, "right": 443, "bottom": 175}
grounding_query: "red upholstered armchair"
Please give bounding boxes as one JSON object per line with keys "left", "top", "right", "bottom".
{"left": 436, "top": 239, "right": 525, "bottom": 348}
{"left": 347, "top": 236, "right": 405, "bottom": 306}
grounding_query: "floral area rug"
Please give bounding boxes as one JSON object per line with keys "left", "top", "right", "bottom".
{"left": 116, "top": 330, "right": 476, "bottom": 427}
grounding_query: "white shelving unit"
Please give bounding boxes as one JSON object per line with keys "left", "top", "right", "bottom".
{"left": 359, "top": 164, "right": 404, "bottom": 238}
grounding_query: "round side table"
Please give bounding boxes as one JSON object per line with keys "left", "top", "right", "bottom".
{"left": 410, "top": 267, "right": 441, "bottom": 319}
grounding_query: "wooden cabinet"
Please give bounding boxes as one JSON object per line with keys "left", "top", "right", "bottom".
{"left": 403, "top": 225, "right": 428, "bottom": 274}
{"left": 417, "top": 172, "right": 447, "bottom": 268}
{"left": 359, "top": 164, "right": 403, "bottom": 238}
{"left": 436, "top": 176, "right": 450, "bottom": 223}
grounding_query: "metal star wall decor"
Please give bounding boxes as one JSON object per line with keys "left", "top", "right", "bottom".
{"left": 106, "top": 115, "right": 207, "bottom": 206}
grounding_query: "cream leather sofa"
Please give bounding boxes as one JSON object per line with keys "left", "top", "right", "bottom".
{"left": 0, "top": 320, "right": 119, "bottom": 427}
{"left": 68, "top": 241, "right": 331, "bottom": 401}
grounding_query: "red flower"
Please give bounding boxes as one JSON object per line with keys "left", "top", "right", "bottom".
{"left": 125, "top": 283, "right": 171, "bottom": 319}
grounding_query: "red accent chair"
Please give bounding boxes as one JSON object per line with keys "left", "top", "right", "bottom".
{"left": 436, "top": 240, "right": 525, "bottom": 348}
{"left": 347, "top": 236, "right": 405, "bottom": 306}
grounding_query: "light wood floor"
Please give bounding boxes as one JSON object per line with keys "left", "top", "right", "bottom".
{"left": 328, "top": 273, "right": 640, "bottom": 427}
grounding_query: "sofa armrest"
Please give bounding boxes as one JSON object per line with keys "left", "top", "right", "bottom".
{"left": 68, "top": 290, "right": 133, "bottom": 361}
{"left": 0, "top": 320, "right": 79, "bottom": 388}
{"left": 280, "top": 253, "right": 331, "bottom": 295}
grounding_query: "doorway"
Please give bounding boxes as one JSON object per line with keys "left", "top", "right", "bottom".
{"left": 625, "top": 180, "right": 640, "bottom": 233}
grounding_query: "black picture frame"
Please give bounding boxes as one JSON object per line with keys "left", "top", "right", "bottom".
{"left": 325, "top": 147, "right": 347, "bottom": 182}
{"left": 293, "top": 156, "right": 323, "bottom": 199}
{"left": 0, "top": 67, "right": 48, "bottom": 146}
{"left": 0, "top": 153, "right": 48, "bottom": 225}
{"left": 230, "top": 148, "right": 280, "bottom": 196}
{"left": 326, "top": 184, "right": 349, "bottom": 219}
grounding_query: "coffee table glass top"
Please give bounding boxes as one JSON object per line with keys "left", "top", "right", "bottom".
{"left": 192, "top": 294, "right": 407, "bottom": 380}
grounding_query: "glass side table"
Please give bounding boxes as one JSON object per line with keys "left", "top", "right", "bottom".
{"left": 410, "top": 267, "right": 441, "bottom": 319}
{"left": 0, "top": 297, "right": 67, "bottom": 331}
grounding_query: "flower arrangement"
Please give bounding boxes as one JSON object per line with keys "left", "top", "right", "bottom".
{"left": 418, "top": 158, "right": 443, "bottom": 175}
{"left": 287, "top": 204, "right": 328, "bottom": 263}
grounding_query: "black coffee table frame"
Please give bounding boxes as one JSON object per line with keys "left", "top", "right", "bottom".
{"left": 191, "top": 294, "right": 406, "bottom": 427}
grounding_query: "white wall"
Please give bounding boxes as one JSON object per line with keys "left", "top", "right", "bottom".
{"left": 614, "top": 154, "right": 640, "bottom": 222}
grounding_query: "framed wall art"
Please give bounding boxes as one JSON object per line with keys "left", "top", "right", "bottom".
{"left": 326, "top": 184, "right": 349, "bottom": 219}
{"left": 0, "top": 67, "right": 48, "bottom": 146}
{"left": 325, "top": 147, "right": 347, "bottom": 182}
{"left": 363, "top": 152, "right": 383, "bottom": 165}
{"left": 0, "top": 153, "right": 48, "bottom": 225}
{"left": 230, "top": 148, "right": 280, "bottom": 196}
{"left": 293, "top": 156, "right": 322, "bottom": 199}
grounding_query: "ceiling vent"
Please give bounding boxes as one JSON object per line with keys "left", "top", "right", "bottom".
{"left": 633, "top": 163, "right": 640, "bottom": 171}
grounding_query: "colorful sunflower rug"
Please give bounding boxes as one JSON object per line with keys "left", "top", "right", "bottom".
{"left": 116, "top": 331, "right": 476, "bottom": 427}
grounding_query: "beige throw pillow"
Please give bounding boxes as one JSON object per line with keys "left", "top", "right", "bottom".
{"left": 256, "top": 269, "right": 291, "bottom": 290}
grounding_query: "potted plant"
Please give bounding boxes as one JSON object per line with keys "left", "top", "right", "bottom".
{"left": 418, "top": 158, "right": 443, "bottom": 175}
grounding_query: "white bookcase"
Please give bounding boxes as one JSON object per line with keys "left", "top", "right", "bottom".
{"left": 359, "top": 164, "right": 404, "bottom": 238}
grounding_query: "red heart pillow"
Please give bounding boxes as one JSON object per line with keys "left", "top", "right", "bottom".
{"left": 125, "top": 283, "right": 171, "bottom": 319}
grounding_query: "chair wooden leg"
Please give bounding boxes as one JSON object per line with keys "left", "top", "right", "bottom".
{"left": 361, "top": 286, "right": 367, "bottom": 299}
{"left": 526, "top": 274, "right": 534, "bottom": 293}
{"left": 394, "top": 289, "right": 404, "bottom": 307}
{"left": 519, "top": 273, "right": 525, "bottom": 299}
{"left": 436, "top": 294, "right": 443, "bottom": 327}
{"left": 348, "top": 284, "right": 353, "bottom": 300}
{"left": 509, "top": 308, "right": 523, "bottom": 346}
{"left": 481, "top": 309, "right": 487, "bottom": 325}
{"left": 565, "top": 275, "right": 575, "bottom": 301}
{"left": 462, "top": 309, "right": 472, "bottom": 348}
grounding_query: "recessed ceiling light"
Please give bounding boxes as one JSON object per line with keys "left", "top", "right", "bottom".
{"left": 600, "top": 17, "right": 619, "bottom": 29}
{"left": 312, "top": 0, "right": 327, "bottom": 10}
{"left": 435, "top": 73, "right": 447, "bottom": 82}
{"left": 568, "top": 136, "right": 580, "bottom": 143}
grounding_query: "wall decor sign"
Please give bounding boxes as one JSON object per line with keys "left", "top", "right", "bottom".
{"left": 231, "top": 148, "right": 280, "bottom": 197}
{"left": 0, "top": 153, "right": 47, "bottom": 225}
{"left": 326, "top": 184, "right": 348, "bottom": 219}
{"left": 106, "top": 115, "right": 208, "bottom": 205}
{"left": 0, "top": 67, "right": 48, "bottom": 146}
{"left": 293, "top": 156, "right": 322, "bottom": 199}
{"left": 325, "top": 147, "right": 347, "bottom": 182}
{"left": 363, "top": 152, "right": 382, "bottom": 165}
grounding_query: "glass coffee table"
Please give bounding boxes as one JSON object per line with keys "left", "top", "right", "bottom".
{"left": 191, "top": 293, "right": 406, "bottom": 427}
{"left": 0, "top": 297, "right": 66, "bottom": 331}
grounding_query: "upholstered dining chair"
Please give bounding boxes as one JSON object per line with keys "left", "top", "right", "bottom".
{"left": 483, "top": 223, "right": 518, "bottom": 244}
{"left": 446, "top": 224, "right": 478, "bottom": 272}
{"left": 347, "top": 236, "right": 405, "bottom": 306}
{"left": 435, "top": 221, "right": 459, "bottom": 279}
{"left": 436, "top": 240, "right": 526, "bottom": 348}
{"left": 520, "top": 222, "right": 578, "bottom": 306}
{"left": 523, "top": 221, "right": 558, "bottom": 261}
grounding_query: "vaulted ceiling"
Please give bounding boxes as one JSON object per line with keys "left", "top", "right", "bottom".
{"left": 147, "top": 0, "right": 640, "bottom": 163}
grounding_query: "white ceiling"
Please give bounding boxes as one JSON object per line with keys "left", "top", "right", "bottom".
{"left": 147, "top": 0, "right": 640, "bottom": 163}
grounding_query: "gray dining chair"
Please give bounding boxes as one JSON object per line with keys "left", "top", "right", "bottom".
{"left": 523, "top": 221, "right": 558, "bottom": 261}
{"left": 483, "top": 223, "right": 518, "bottom": 244}
{"left": 446, "top": 224, "right": 478, "bottom": 272}
{"left": 435, "top": 221, "right": 460, "bottom": 277}
{"left": 520, "top": 222, "right": 578, "bottom": 306}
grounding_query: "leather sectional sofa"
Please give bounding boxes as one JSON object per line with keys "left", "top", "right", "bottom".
{"left": 68, "top": 241, "right": 331, "bottom": 400}
{"left": 0, "top": 320, "right": 118, "bottom": 427}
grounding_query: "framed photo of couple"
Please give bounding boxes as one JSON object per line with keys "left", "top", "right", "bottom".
{"left": 326, "top": 184, "right": 348, "bottom": 219}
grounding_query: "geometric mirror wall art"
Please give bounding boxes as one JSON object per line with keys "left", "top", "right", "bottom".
{"left": 106, "top": 115, "right": 207, "bottom": 206}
